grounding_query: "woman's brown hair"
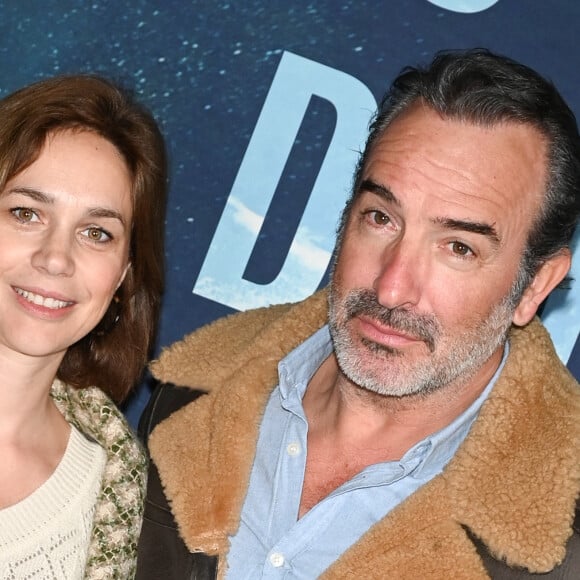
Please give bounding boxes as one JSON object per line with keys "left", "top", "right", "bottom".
{"left": 0, "top": 75, "right": 168, "bottom": 402}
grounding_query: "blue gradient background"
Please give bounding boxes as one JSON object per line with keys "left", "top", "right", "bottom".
{"left": 1, "top": 0, "right": 578, "bottom": 424}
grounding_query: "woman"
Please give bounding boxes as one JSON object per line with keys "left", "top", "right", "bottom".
{"left": 0, "top": 75, "right": 167, "bottom": 579}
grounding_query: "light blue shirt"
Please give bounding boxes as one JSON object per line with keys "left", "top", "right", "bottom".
{"left": 226, "top": 325, "right": 507, "bottom": 579}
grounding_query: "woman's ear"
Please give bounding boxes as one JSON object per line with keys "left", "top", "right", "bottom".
{"left": 512, "top": 250, "right": 571, "bottom": 326}
{"left": 116, "top": 262, "right": 131, "bottom": 291}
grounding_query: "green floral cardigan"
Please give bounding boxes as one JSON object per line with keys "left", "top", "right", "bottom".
{"left": 51, "top": 379, "right": 147, "bottom": 580}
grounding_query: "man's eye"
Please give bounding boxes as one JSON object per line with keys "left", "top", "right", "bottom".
{"left": 82, "top": 227, "right": 112, "bottom": 242}
{"left": 12, "top": 207, "right": 39, "bottom": 222}
{"left": 450, "top": 241, "right": 474, "bottom": 257}
{"left": 369, "top": 210, "right": 390, "bottom": 226}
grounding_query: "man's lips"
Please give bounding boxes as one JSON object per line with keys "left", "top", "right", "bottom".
{"left": 338, "top": 288, "right": 439, "bottom": 352}
{"left": 356, "top": 315, "right": 424, "bottom": 348}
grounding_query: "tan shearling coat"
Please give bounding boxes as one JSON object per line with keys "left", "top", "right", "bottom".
{"left": 148, "top": 290, "right": 580, "bottom": 578}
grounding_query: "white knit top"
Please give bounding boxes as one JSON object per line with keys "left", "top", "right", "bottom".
{"left": 0, "top": 426, "right": 106, "bottom": 579}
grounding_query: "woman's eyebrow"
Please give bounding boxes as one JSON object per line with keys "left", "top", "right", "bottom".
{"left": 7, "top": 186, "right": 53, "bottom": 203}
{"left": 7, "top": 186, "right": 127, "bottom": 226}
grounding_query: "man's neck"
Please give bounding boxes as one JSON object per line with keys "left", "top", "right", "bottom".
{"left": 297, "top": 347, "right": 504, "bottom": 517}
{"left": 304, "top": 348, "right": 503, "bottom": 458}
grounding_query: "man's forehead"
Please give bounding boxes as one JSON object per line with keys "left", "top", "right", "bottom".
{"left": 362, "top": 107, "right": 548, "bottom": 195}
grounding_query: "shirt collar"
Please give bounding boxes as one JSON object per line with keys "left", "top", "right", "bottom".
{"left": 278, "top": 325, "right": 333, "bottom": 401}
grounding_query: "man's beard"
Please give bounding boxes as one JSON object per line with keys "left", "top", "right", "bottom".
{"left": 328, "top": 287, "right": 516, "bottom": 398}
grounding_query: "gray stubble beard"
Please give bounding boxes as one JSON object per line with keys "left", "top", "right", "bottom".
{"left": 328, "top": 286, "right": 515, "bottom": 398}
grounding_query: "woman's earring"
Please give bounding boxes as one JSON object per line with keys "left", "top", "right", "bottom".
{"left": 93, "top": 295, "right": 121, "bottom": 337}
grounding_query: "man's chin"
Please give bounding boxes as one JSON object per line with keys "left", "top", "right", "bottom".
{"left": 336, "top": 354, "right": 432, "bottom": 399}
{"left": 351, "top": 375, "right": 435, "bottom": 399}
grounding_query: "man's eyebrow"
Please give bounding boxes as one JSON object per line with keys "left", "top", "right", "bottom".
{"left": 7, "top": 186, "right": 127, "bottom": 226}
{"left": 357, "top": 180, "right": 500, "bottom": 245}
{"left": 434, "top": 217, "right": 501, "bottom": 246}
{"left": 358, "top": 179, "right": 401, "bottom": 206}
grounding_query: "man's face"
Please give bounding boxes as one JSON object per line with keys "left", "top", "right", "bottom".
{"left": 329, "top": 104, "right": 548, "bottom": 397}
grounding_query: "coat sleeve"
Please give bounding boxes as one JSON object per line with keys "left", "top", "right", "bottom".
{"left": 135, "top": 382, "right": 218, "bottom": 580}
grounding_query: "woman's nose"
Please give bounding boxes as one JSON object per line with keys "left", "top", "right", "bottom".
{"left": 31, "top": 229, "right": 75, "bottom": 277}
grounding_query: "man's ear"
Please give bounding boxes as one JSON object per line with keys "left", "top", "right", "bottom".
{"left": 512, "top": 250, "right": 571, "bottom": 326}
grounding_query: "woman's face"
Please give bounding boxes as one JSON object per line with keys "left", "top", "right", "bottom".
{"left": 0, "top": 130, "right": 132, "bottom": 364}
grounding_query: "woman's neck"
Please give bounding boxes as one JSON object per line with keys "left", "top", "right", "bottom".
{"left": 0, "top": 348, "right": 65, "bottom": 441}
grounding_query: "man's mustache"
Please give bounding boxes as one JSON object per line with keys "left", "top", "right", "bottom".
{"left": 342, "top": 289, "right": 440, "bottom": 352}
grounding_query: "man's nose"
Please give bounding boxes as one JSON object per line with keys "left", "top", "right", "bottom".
{"left": 31, "top": 228, "right": 75, "bottom": 277}
{"left": 373, "top": 240, "right": 424, "bottom": 310}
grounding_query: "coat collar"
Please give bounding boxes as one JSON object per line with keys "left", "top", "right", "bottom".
{"left": 149, "top": 290, "right": 580, "bottom": 576}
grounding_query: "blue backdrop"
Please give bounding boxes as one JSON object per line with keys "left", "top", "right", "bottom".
{"left": 1, "top": 0, "right": 579, "bottom": 425}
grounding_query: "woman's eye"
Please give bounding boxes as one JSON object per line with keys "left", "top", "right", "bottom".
{"left": 450, "top": 241, "right": 474, "bottom": 257}
{"left": 82, "top": 227, "right": 112, "bottom": 242}
{"left": 11, "top": 207, "right": 39, "bottom": 222}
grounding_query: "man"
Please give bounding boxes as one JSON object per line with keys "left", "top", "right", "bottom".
{"left": 136, "top": 49, "right": 580, "bottom": 579}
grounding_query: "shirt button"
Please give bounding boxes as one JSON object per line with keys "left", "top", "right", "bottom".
{"left": 269, "top": 552, "right": 285, "bottom": 567}
{"left": 287, "top": 442, "right": 301, "bottom": 456}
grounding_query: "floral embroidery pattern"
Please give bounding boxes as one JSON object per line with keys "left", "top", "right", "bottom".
{"left": 51, "top": 380, "right": 147, "bottom": 580}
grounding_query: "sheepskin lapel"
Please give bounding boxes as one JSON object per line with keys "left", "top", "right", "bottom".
{"left": 149, "top": 289, "right": 580, "bottom": 576}
{"left": 148, "top": 291, "right": 328, "bottom": 555}
{"left": 445, "top": 319, "right": 580, "bottom": 572}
